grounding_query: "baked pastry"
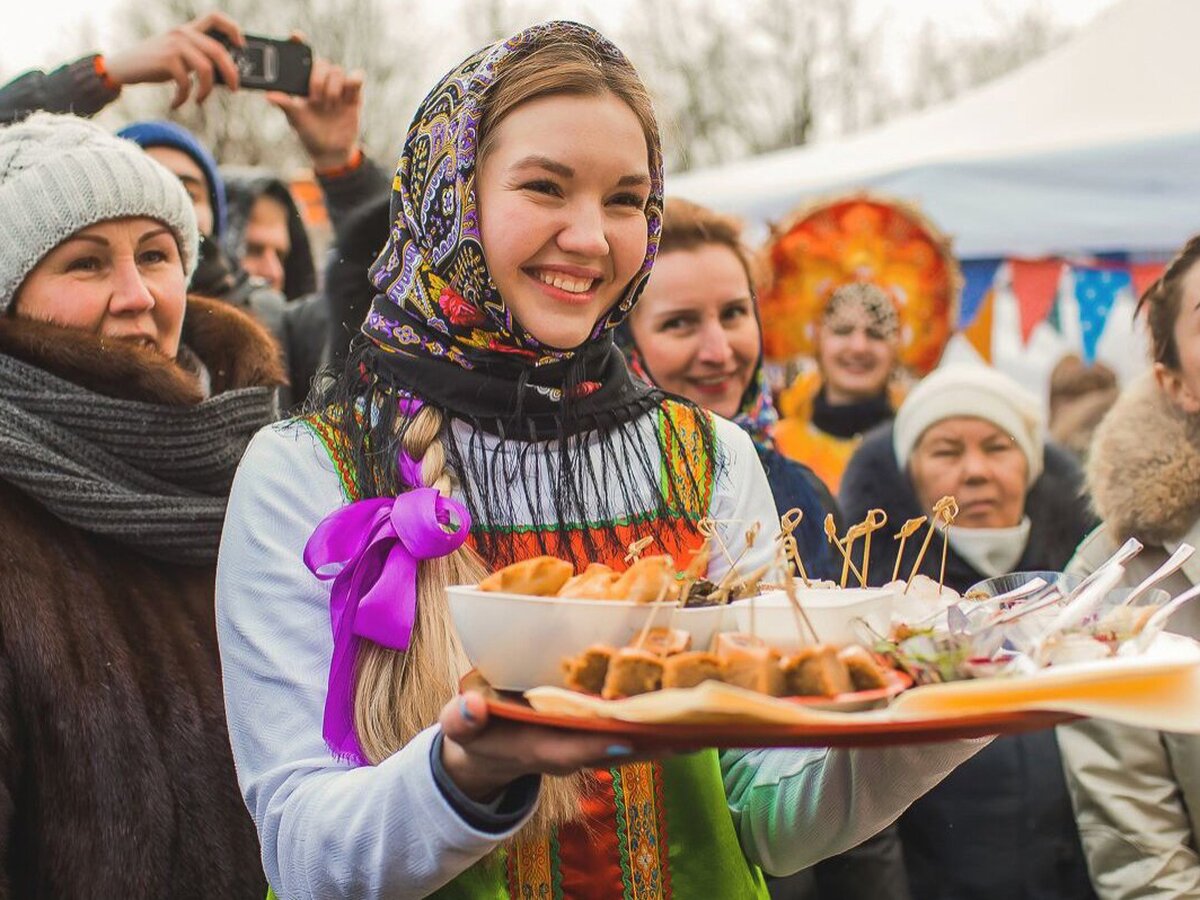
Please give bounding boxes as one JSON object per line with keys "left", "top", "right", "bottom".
{"left": 661, "top": 651, "right": 723, "bottom": 689}
{"left": 557, "top": 563, "right": 619, "bottom": 599}
{"left": 562, "top": 645, "right": 614, "bottom": 694}
{"left": 611, "top": 555, "right": 680, "bottom": 603}
{"left": 479, "top": 556, "right": 573, "bottom": 595}
{"left": 838, "top": 645, "right": 888, "bottom": 691}
{"left": 782, "top": 645, "right": 853, "bottom": 697}
{"left": 715, "top": 632, "right": 785, "bottom": 696}
{"left": 636, "top": 627, "right": 692, "bottom": 657}
{"left": 601, "top": 647, "right": 664, "bottom": 699}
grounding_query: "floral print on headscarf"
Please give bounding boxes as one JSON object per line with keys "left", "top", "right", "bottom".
{"left": 364, "top": 21, "right": 664, "bottom": 370}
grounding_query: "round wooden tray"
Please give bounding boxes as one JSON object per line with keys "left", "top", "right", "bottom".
{"left": 462, "top": 671, "right": 1077, "bottom": 749}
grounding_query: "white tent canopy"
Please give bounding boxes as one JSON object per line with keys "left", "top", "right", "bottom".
{"left": 670, "top": 0, "right": 1200, "bottom": 259}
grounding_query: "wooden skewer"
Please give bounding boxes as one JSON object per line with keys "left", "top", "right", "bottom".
{"left": 776, "top": 508, "right": 811, "bottom": 586}
{"left": 784, "top": 534, "right": 811, "bottom": 586}
{"left": 698, "top": 516, "right": 737, "bottom": 569}
{"left": 860, "top": 509, "right": 888, "bottom": 585}
{"left": 824, "top": 514, "right": 865, "bottom": 588}
{"left": 893, "top": 516, "right": 928, "bottom": 582}
{"left": 778, "top": 542, "right": 820, "bottom": 644}
{"left": 842, "top": 522, "right": 871, "bottom": 588}
{"left": 905, "top": 523, "right": 938, "bottom": 593}
{"left": 623, "top": 536, "right": 655, "bottom": 565}
{"left": 934, "top": 497, "right": 959, "bottom": 596}
{"left": 632, "top": 571, "right": 676, "bottom": 650}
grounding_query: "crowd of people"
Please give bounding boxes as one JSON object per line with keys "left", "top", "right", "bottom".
{"left": 0, "top": 11, "right": 1196, "bottom": 900}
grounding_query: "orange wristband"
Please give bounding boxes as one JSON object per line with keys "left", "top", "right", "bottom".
{"left": 315, "top": 146, "right": 364, "bottom": 179}
{"left": 94, "top": 55, "right": 121, "bottom": 92}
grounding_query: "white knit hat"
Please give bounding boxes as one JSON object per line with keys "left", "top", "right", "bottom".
{"left": 0, "top": 112, "right": 199, "bottom": 310}
{"left": 893, "top": 364, "right": 1046, "bottom": 484}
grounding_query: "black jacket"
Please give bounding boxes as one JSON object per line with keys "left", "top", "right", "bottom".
{"left": 840, "top": 424, "right": 1098, "bottom": 900}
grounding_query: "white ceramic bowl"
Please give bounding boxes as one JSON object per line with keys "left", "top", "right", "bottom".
{"left": 729, "top": 587, "right": 895, "bottom": 651}
{"left": 447, "top": 585, "right": 675, "bottom": 691}
{"left": 672, "top": 604, "right": 731, "bottom": 652}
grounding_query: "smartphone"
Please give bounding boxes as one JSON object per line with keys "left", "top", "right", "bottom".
{"left": 208, "top": 31, "right": 312, "bottom": 96}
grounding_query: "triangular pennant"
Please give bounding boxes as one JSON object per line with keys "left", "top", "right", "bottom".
{"left": 1074, "top": 267, "right": 1131, "bottom": 364}
{"left": 1130, "top": 261, "right": 1166, "bottom": 303}
{"left": 958, "top": 258, "right": 1004, "bottom": 329}
{"left": 1045, "top": 294, "right": 1063, "bottom": 334}
{"left": 962, "top": 289, "right": 995, "bottom": 363}
{"left": 1010, "top": 258, "right": 1064, "bottom": 344}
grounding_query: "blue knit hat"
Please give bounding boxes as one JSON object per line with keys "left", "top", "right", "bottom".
{"left": 117, "top": 121, "right": 227, "bottom": 238}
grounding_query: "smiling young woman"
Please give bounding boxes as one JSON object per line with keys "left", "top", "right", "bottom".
{"left": 215, "top": 23, "right": 986, "bottom": 899}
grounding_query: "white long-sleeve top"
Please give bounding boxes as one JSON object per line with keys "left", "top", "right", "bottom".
{"left": 216, "top": 412, "right": 984, "bottom": 899}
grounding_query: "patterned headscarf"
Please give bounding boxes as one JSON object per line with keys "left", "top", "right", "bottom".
{"left": 364, "top": 21, "right": 664, "bottom": 371}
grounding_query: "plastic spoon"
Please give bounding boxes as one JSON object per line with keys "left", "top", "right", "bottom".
{"left": 1136, "top": 582, "right": 1200, "bottom": 652}
{"left": 1120, "top": 543, "right": 1195, "bottom": 607}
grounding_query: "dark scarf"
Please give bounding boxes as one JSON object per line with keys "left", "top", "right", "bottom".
{"left": 812, "top": 385, "right": 894, "bottom": 439}
{"left": 0, "top": 299, "right": 284, "bottom": 564}
{"left": 361, "top": 21, "right": 664, "bottom": 440}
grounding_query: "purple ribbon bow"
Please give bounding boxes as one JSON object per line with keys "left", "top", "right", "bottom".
{"left": 304, "top": 487, "right": 471, "bottom": 765}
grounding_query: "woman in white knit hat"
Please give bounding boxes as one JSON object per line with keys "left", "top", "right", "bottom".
{"left": 841, "top": 363, "right": 1098, "bottom": 900}
{"left": 0, "top": 112, "right": 280, "bottom": 897}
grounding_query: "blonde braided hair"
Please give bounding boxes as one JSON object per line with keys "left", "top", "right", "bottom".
{"left": 351, "top": 405, "right": 587, "bottom": 837}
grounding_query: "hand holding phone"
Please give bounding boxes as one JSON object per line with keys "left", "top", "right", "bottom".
{"left": 207, "top": 30, "right": 313, "bottom": 96}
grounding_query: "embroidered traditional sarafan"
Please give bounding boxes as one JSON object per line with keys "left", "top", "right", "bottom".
{"left": 303, "top": 401, "right": 769, "bottom": 900}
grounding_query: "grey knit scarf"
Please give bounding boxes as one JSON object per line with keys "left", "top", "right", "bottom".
{"left": 0, "top": 350, "right": 276, "bottom": 565}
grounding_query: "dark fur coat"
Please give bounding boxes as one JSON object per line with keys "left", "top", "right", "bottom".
{"left": 840, "top": 424, "right": 1098, "bottom": 900}
{"left": 0, "top": 299, "right": 281, "bottom": 898}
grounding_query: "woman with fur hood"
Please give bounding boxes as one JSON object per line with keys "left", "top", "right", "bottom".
{"left": 840, "top": 364, "right": 1097, "bottom": 900}
{"left": 0, "top": 113, "right": 280, "bottom": 897}
{"left": 1058, "top": 236, "right": 1200, "bottom": 899}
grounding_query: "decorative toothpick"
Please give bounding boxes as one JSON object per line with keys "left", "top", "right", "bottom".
{"left": 860, "top": 509, "right": 888, "bottom": 585}
{"left": 893, "top": 516, "right": 928, "bottom": 582}
{"left": 825, "top": 513, "right": 865, "bottom": 588}
{"left": 905, "top": 497, "right": 959, "bottom": 594}
{"left": 698, "top": 516, "right": 737, "bottom": 569}
{"left": 842, "top": 522, "right": 871, "bottom": 588}
{"left": 709, "top": 521, "right": 762, "bottom": 602}
{"left": 933, "top": 497, "right": 960, "bottom": 596}
{"left": 777, "top": 541, "right": 820, "bottom": 644}
{"left": 624, "top": 535, "right": 656, "bottom": 565}
{"left": 776, "top": 508, "right": 811, "bottom": 586}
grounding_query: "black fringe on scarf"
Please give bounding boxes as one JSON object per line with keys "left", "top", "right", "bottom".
{"left": 307, "top": 338, "right": 724, "bottom": 567}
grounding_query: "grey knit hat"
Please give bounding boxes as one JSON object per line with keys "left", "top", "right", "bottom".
{"left": 0, "top": 112, "right": 199, "bottom": 311}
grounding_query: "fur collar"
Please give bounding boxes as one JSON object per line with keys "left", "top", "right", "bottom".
{"left": 1087, "top": 372, "right": 1200, "bottom": 543}
{"left": 0, "top": 296, "right": 285, "bottom": 405}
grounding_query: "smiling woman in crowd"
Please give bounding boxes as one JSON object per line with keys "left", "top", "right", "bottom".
{"left": 775, "top": 282, "right": 906, "bottom": 494}
{"left": 0, "top": 113, "right": 279, "bottom": 897}
{"left": 215, "top": 22, "right": 983, "bottom": 899}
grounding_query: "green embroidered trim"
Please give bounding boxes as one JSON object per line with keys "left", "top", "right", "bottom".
{"left": 611, "top": 766, "right": 635, "bottom": 899}
{"left": 549, "top": 831, "right": 564, "bottom": 900}
{"left": 298, "top": 415, "right": 361, "bottom": 502}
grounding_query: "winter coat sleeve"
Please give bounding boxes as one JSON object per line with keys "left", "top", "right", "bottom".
{"left": 316, "top": 155, "right": 391, "bottom": 243}
{"left": 1057, "top": 528, "right": 1200, "bottom": 899}
{"left": 721, "top": 739, "right": 990, "bottom": 876}
{"left": 0, "top": 55, "right": 119, "bottom": 125}
{"left": 216, "top": 424, "right": 534, "bottom": 900}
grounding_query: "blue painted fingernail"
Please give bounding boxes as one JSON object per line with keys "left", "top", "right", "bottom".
{"left": 605, "top": 744, "right": 633, "bottom": 757}
{"left": 459, "top": 696, "right": 476, "bottom": 723}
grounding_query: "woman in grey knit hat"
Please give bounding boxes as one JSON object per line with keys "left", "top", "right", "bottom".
{"left": 0, "top": 113, "right": 281, "bottom": 898}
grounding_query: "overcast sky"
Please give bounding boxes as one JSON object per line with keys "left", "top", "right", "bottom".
{"left": 2, "top": 0, "right": 1121, "bottom": 79}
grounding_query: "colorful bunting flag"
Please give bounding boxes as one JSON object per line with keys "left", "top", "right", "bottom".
{"left": 1130, "top": 261, "right": 1167, "bottom": 303}
{"left": 1010, "top": 258, "right": 1064, "bottom": 344}
{"left": 1074, "top": 267, "right": 1131, "bottom": 364}
{"left": 958, "top": 258, "right": 1004, "bottom": 329}
{"left": 962, "top": 289, "right": 995, "bottom": 363}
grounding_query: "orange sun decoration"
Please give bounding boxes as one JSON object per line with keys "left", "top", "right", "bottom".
{"left": 759, "top": 193, "right": 962, "bottom": 375}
